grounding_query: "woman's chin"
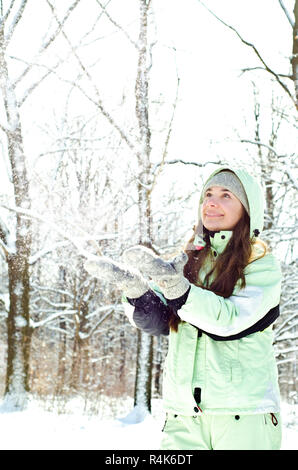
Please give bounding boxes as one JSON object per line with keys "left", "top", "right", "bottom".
{"left": 203, "top": 223, "right": 223, "bottom": 231}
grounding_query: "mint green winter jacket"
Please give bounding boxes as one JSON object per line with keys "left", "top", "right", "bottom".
{"left": 125, "top": 168, "right": 282, "bottom": 416}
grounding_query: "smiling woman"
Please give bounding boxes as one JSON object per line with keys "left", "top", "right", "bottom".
{"left": 118, "top": 166, "right": 282, "bottom": 450}
{"left": 201, "top": 170, "right": 249, "bottom": 232}
{"left": 201, "top": 186, "right": 244, "bottom": 231}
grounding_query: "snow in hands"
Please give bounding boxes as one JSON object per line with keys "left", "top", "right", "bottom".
{"left": 122, "top": 245, "right": 189, "bottom": 299}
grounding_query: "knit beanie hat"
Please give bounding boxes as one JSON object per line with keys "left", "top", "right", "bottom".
{"left": 202, "top": 170, "right": 250, "bottom": 215}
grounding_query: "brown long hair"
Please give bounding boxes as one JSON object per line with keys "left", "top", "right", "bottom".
{"left": 169, "top": 211, "right": 253, "bottom": 332}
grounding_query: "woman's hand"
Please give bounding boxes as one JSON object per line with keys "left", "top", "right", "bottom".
{"left": 122, "top": 246, "right": 190, "bottom": 299}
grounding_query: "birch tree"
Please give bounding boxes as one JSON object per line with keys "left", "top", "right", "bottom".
{"left": 131, "top": 0, "right": 154, "bottom": 415}
{"left": 0, "top": 0, "right": 36, "bottom": 409}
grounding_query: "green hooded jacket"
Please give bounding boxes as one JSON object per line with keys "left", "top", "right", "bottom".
{"left": 162, "top": 167, "right": 281, "bottom": 416}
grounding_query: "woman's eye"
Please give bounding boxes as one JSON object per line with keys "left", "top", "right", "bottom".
{"left": 223, "top": 193, "right": 231, "bottom": 198}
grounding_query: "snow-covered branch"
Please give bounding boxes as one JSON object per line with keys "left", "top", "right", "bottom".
{"left": 0, "top": 120, "right": 9, "bottom": 134}
{"left": 152, "top": 159, "right": 222, "bottom": 174}
{"left": 0, "top": 0, "right": 17, "bottom": 29}
{"left": 96, "top": 0, "right": 139, "bottom": 49}
{"left": 30, "top": 283, "right": 74, "bottom": 300}
{"left": 239, "top": 139, "right": 287, "bottom": 158}
{"left": 0, "top": 238, "right": 10, "bottom": 258}
{"left": 78, "top": 305, "right": 123, "bottom": 340}
{"left": 30, "top": 310, "right": 77, "bottom": 329}
{"left": 4, "top": 0, "right": 27, "bottom": 44}
{"left": 278, "top": 0, "right": 295, "bottom": 27}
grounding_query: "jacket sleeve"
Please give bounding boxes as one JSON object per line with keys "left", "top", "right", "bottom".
{"left": 176, "top": 253, "right": 282, "bottom": 337}
{"left": 122, "top": 289, "right": 171, "bottom": 336}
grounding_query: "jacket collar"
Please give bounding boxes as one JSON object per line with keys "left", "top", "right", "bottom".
{"left": 193, "top": 230, "right": 233, "bottom": 254}
{"left": 208, "top": 230, "right": 233, "bottom": 255}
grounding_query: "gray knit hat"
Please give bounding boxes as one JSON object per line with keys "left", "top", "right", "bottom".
{"left": 202, "top": 170, "right": 250, "bottom": 215}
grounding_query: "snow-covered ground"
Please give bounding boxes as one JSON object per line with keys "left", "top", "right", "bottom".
{"left": 0, "top": 397, "right": 296, "bottom": 450}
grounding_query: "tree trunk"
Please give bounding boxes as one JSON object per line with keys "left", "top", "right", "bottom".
{"left": 5, "top": 251, "right": 32, "bottom": 408}
{"left": 56, "top": 267, "right": 67, "bottom": 395}
{"left": 70, "top": 295, "right": 89, "bottom": 391}
{"left": 134, "top": 329, "right": 153, "bottom": 412}
{"left": 132, "top": 0, "right": 154, "bottom": 416}
{"left": 0, "top": 36, "right": 33, "bottom": 409}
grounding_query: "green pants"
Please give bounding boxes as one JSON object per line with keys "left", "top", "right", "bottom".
{"left": 161, "top": 412, "right": 282, "bottom": 450}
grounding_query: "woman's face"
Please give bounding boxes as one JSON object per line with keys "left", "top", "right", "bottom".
{"left": 201, "top": 186, "right": 244, "bottom": 231}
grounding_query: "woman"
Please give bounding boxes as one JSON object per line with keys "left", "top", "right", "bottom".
{"left": 85, "top": 167, "right": 282, "bottom": 450}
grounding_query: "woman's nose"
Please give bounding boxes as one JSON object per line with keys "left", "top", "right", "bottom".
{"left": 205, "top": 197, "right": 218, "bottom": 207}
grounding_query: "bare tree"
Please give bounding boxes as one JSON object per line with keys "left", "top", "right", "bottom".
{"left": 0, "top": 0, "right": 81, "bottom": 409}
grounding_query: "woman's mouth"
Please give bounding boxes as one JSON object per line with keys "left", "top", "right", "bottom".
{"left": 205, "top": 213, "right": 224, "bottom": 218}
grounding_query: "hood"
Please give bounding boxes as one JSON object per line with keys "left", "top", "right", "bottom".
{"left": 192, "top": 167, "right": 264, "bottom": 248}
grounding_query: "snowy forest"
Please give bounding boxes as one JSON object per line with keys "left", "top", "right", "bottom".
{"left": 0, "top": 0, "right": 297, "bottom": 449}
